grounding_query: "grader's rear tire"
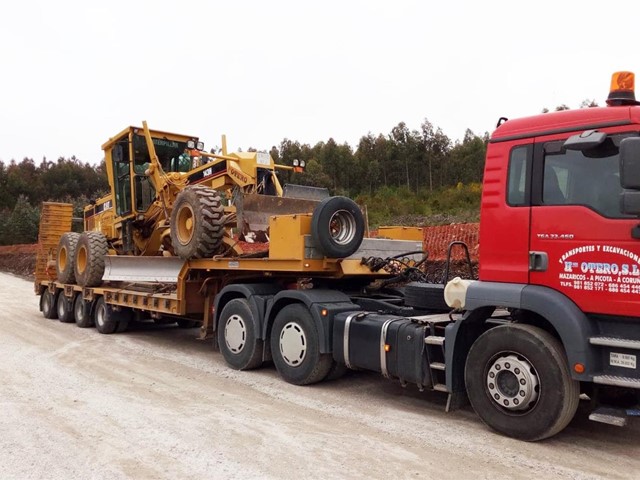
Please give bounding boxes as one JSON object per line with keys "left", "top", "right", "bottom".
{"left": 74, "top": 232, "right": 108, "bottom": 287}
{"left": 170, "top": 186, "right": 224, "bottom": 259}
{"left": 56, "top": 232, "right": 80, "bottom": 283}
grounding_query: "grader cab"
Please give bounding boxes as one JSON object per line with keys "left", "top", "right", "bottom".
{"left": 53, "top": 122, "right": 364, "bottom": 287}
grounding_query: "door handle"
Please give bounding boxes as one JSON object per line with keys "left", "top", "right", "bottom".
{"left": 529, "top": 251, "right": 548, "bottom": 272}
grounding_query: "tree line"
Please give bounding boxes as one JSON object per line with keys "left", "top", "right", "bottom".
{"left": 0, "top": 119, "right": 488, "bottom": 245}
{"left": 272, "top": 119, "right": 486, "bottom": 196}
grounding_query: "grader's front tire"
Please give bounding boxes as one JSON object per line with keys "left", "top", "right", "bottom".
{"left": 56, "top": 232, "right": 80, "bottom": 283}
{"left": 74, "top": 232, "right": 108, "bottom": 287}
{"left": 170, "top": 186, "right": 224, "bottom": 259}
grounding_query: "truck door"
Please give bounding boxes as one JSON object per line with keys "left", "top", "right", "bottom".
{"left": 528, "top": 130, "right": 640, "bottom": 316}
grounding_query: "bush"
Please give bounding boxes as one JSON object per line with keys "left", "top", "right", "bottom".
{"left": 356, "top": 183, "right": 481, "bottom": 227}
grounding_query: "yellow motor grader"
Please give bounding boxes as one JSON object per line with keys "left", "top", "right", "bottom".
{"left": 54, "top": 122, "right": 363, "bottom": 287}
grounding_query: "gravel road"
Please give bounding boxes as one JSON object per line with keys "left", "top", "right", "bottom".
{"left": 2, "top": 272, "right": 640, "bottom": 479}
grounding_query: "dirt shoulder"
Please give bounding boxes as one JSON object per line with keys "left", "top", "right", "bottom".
{"left": 0, "top": 243, "right": 36, "bottom": 280}
{"left": 3, "top": 272, "right": 640, "bottom": 479}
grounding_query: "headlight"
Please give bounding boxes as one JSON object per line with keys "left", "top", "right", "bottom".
{"left": 292, "top": 159, "right": 300, "bottom": 167}
{"left": 187, "top": 140, "right": 195, "bottom": 149}
{"left": 196, "top": 141, "right": 204, "bottom": 150}
{"left": 300, "top": 160, "right": 306, "bottom": 168}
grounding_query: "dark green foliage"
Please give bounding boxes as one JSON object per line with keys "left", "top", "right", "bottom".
{"left": 0, "top": 157, "right": 107, "bottom": 245}
{"left": 0, "top": 119, "right": 488, "bottom": 245}
{"left": 269, "top": 119, "right": 487, "bottom": 198}
{"left": 0, "top": 195, "right": 40, "bottom": 244}
{"left": 356, "top": 183, "right": 482, "bottom": 227}
{"left": 270, "top": 119, "right": 487, "bottom": 223}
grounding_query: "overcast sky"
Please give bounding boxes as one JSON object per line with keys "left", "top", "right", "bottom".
{"left": 1, "top": 0, "right": 639, "bottom": 164}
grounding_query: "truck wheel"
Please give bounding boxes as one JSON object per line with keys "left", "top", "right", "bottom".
{"left": 75, "top": 232, "right": 108, "bottom": 287}
{"left": 311, "top": 196, "right": 364, "bottom": 258}
{"left": 56, "top": 294, "right": 75, "bottom": 323}
{"left": 73, "top": 293, "right": 94, "bottom": 328}
{"left": 465, "top": 324, "right": 579, "bottom": 441}
{"left": 40, "top": 290, "right": 58, "bottom": 319}
{"left": 94, "top": 297, "right": 131, "bottom": 334}
{"left": 56, "top": 232, "right": 80, "bottom": 283}
{"left": 270, "top": 303, "right": 332, "bottom": 385}
{"left": 218, "top": 298, "right": 263, "bottom": 370}
{"left": 170, "top": 186, "right": 224, "bottom": 259}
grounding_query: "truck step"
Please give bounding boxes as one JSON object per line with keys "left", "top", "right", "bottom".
{"left": 589, "top": 336, "right": 640, "bottom": 350}
{"left": 433, "top": 384, "right": 448, "bottom": 393}
{"left": 425, "top": 335, "right": 445, "bottom": 346}
{"left": 430, "top": 362, "right": 446, "bottom": 371}
{"left": 589, "top": 407, "right": 628, "bottom": 427}
{"left": 593, "top": 375, "right": 640, "bottom": 389}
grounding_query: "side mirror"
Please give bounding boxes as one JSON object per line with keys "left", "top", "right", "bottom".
{"left": 563, "top": 130, "right": 606, "bottom": 151}
{"left": 620, "top": 137, "right": 640, "bottom": 189}
{"left": 621, "top": 190, "right": 640, "bottom": 215}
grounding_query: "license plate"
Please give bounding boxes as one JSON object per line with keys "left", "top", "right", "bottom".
{"left": 610, "top": 352, "right": 637, "bottom": 369}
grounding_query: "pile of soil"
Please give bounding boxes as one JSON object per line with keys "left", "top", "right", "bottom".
{"left": 0, "top": 244, "right": 37, "bottom": 280}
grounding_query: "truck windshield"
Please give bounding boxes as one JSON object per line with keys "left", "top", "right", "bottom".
{"left": 132, "top": 134, "right": 190, "bottom": 174}
{"left": 542, "top": 134, "right": 636, "bottom": 218}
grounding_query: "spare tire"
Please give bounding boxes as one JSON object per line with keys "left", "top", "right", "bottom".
{"left": 56, "top": 232, "right": 80, "bottom": 283}
{"left": 75, "top": 232, "right": 108, "bottom": 287}
{"left": 170, "top": 186, "right": 224, "bottom": 259}
{"left": 311, "top": 196, "right": 364, "bottom": 258}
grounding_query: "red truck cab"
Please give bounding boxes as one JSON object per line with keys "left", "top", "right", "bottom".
{"left": 449, "top": 72, "right": 640, "bottom": 440}
{"left": 482, "top": 103, "right": 640, "bottom": 317}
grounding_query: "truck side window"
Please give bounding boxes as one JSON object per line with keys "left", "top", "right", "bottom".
{"left": 542, "top": 140, "right": 627, "bottom": 218}
{"left": 507, "top": 146, "right": 530, "bottom": 206}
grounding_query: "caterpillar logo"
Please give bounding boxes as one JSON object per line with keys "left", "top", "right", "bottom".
{"left": 229, "top": 167, "right": 249, "bottom": 184}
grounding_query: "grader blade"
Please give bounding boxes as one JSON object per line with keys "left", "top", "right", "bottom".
{"left": 103, "top": 256, "right": 185, "bottom": 283}
{"left": 236, "top": 192, "right": 326, "bottom": 242}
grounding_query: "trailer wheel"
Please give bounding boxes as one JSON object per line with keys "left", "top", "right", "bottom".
{"left": 75, "top": 232, "right": 108, "bottom": 287}
{"left": 270, "top": 303, "right": 332, "bottom": 385}
{"left": 94, "top": 297, "right": 132, "bottom": 334}
{"left": 218, "top": 298, "right": 263, "bottom": 370}
{"left": 56, "top": 232, "right": 80, "bottom": 283}
{"left": 56, "top": 294, "right": 75, "bottom": 323}
{"left": 177, "top": 319, "right": 199, "bottom": 329}
{"left": 41, "top": 290, "right": 58, "bottom": 319}
{"left": 465, "top": 324, "right": 579, "bottom": 441}
{"left": 170, "top": 186, "right": 224, "bottom": 259}
{"left": 311, "top": 196, "right": 364, "bottom": 258}
{"left": 73, "top": 293, "right": 94, "bottom": 328}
